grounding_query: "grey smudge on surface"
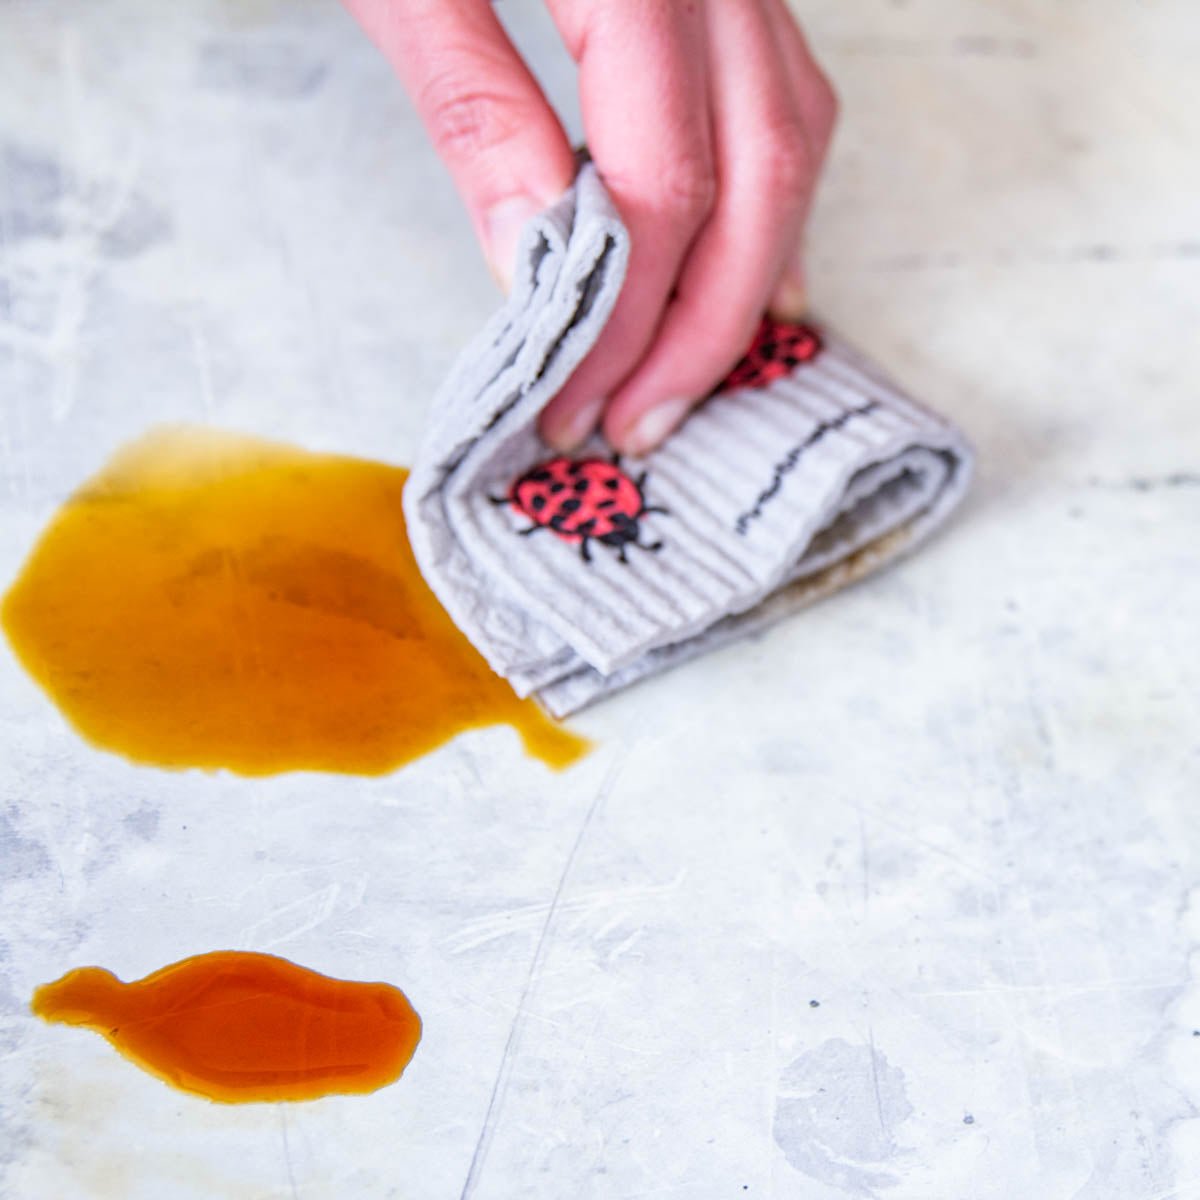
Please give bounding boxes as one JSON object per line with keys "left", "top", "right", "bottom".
{"left": 953, "top": 34, "right": 1038, "bottom": 58}
{"left": 2, "top": 141, "right": 169, "bottom": 262}
{"left": 0, "top": 809, "right": 52, "bottom": 880}
{"left": 1088, "top": 472, "right": 1200, "bottom": 493}
{"left": 120, "top": 804, "right": 161, "bottom": 842}
{"left": 773, "top": 1038, "right": 914, "bottom": 1196}
{"left": 0, "top": 144, "right": 65, "bottom": 243}
{"left": 99, "top": 195, "right": 172, "bottom": 260}
{"left": 196, "top": 39, "right": 328, "bottom": 99}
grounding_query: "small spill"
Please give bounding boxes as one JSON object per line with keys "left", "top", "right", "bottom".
{"left": 1, "top": 426, "right": 587, "bottom": 774}
{"left": 32, "top": 951, "right": 421, "bottom": 1103}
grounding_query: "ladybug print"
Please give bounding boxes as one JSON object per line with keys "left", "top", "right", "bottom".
{"left": 717, "top": 316, "right": 823, "bottom": 393}
{"left": 494, "top": 455, "right": 668, "bottom": 564}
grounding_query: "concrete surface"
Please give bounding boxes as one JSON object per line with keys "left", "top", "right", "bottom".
{"left": 1, "top": 2, "right": 1198, "bottom": 1196}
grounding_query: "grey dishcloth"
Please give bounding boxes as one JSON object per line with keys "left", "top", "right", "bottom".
{"left": 404, "top": 164, "right": 974, "bottom": 716}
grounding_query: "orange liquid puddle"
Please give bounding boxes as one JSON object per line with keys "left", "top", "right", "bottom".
{"left": 1, "top": 427, "right": 587, "bottom": 775}
{"left": 32, "top": 951, "right": 421, "bottom": 1103}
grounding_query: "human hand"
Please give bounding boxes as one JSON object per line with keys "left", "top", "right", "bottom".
{"left": 343, "top": 0, "right": 837, "bottom": 455}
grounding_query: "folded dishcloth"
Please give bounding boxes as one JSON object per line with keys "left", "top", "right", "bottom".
{"left": 404, "top": 164, "right": 974, "bottom": 716}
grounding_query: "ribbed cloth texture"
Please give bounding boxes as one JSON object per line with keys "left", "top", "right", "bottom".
{"left": 405, "top": 167, "right": 974, "bottom": 716}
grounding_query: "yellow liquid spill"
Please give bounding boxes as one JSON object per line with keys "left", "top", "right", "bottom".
{"left": 33, "top": 951, "right": 421, "bottom": 1104}
{"left": 1, "top": 427, "right": 587, "bottom": 775}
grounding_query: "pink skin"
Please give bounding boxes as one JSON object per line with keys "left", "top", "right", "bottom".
{"left": 342, "top": 0, "right": 838, "bottom": 456}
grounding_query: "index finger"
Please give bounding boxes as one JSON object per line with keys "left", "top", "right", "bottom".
{"left": 537, "top": 0, "right": 715, "bottom": 451}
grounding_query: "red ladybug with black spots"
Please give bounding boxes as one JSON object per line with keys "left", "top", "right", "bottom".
{"left": 494, "top": 455, "right": 668, "bottom": 564}
{"left": 718, "top": 316, "right": 823, "bottom": 393}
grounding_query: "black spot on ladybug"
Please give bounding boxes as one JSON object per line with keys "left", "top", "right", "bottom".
{"left": 497, "top": 455, "right": 669, "bottom": 564}
{"left": 717, "top": 316, "right": 823, "bottom": 393}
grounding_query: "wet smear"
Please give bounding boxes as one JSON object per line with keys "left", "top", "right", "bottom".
{"left": 1, "top": 427, "right": 587, "bottom": 774}
{"left": 32, "top": 951, "right": 421, "bottom": 1103}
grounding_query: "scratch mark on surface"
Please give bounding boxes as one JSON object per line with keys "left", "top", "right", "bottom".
{"left": 459, "top": 753, "right": 626, "bottom": 1200}
{"left": 767, "top": 942, "right": 779, "bottom": 1200}
{"left": 49, "top": 28, "right": 147, "bottom": 422}
{"left": 444, "top": 870, "right": 685, "bottom": 955}
{"left": 450, "top": 990, "right": 660, "bottom": 1056}
{"left": 279, "top": 1105, "right": 300, "bottom": 1200}
{"left": 1088, "top": 472, "right": 1200, "bottom": 493}
{"left": 809, "top": 242, "right": 1200, "bottom": 276}
{"left": 239, "top": 882, "right": 343, "bottom": 949}
{"left": 856, "top": 805, "right": 870, "bottom": 913}
{"left": 991, "top": 662, "right": 1098, "bottom": 1182}
{"left": 911, "top": 978, "right": 1186, "bottom": 999}
{"left": 866, "top": 1025, "right": 887, "bottom": 1135}
{"left": 828, "top": 33, "right": 1038, "bottom": 59}
{"left": 604, "top": 926, "right": 643, "bottom": 965}
{"left": 1131, "top": 1180, "right": 1200, "bottom": 1200}
{"left": 623, "top": 1181, "right": 712, "bottom": 1198}
{"left": 856, "top": 801, "right": 998, "bottom": 883}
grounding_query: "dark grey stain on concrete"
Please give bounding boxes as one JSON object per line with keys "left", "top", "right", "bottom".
{"left": 1, "top": 145, "right": 65, "bottom": 243}
{"left": 773, "top": 1038, "right": 914, "bottom": 1196}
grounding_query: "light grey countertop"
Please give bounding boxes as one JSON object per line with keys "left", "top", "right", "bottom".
{"left": 2, "top": 2, "right": 1198, "bottom": 1197}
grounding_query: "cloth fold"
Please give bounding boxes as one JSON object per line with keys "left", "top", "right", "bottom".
{"left": 404, "top": 165, "right": 974, "bottom": 716}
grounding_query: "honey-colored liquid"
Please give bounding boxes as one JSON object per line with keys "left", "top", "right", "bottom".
{"left": 32, "top": 951, "right": 421, "bottom": 1103}
{"left": 1, "top": 427, "right": 587, "bottom": 775}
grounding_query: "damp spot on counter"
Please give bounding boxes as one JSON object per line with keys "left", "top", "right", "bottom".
{"left": 773, "top": 1038, "right": 914, "bottom": 1192}
{"left": 32, "top": 950, "right": 421, "bottom": 1103}
{"left": 1, "top": 426, "right": 588, "bottom": 775}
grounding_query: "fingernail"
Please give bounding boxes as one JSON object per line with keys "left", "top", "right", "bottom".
{"left": 483, "top": 195, "right": 543, "bottom": 292}
{"left": 542, "top": 398, "right": 604, "bottom": 452}
{"left": 620, "top": 397, "right": 694, "bottom": 457}
{"left": 769, "top": 274, "right": 808, "bottom": 321}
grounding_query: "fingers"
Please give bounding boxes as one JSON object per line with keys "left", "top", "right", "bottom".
{"left": 761, "top": 0, "right": 839, "bottom": 317}
{"left": 345, "top": 0, "right": 837, "bottom": 458}
{"left": 341, "top": 0, "right": 576, "bottom": 287}
{"left": 536, "top": 0, "right": 714, "bottom": 451}
{"left": 602, "top": 0, "right": 826, "bottom": 454}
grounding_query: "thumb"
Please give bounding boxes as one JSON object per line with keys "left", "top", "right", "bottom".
{"left": 768, "top": 259, "right": 808, "bottom": 321}
{"left": 343, "top": 0, "right": 575, "bottom": 288}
